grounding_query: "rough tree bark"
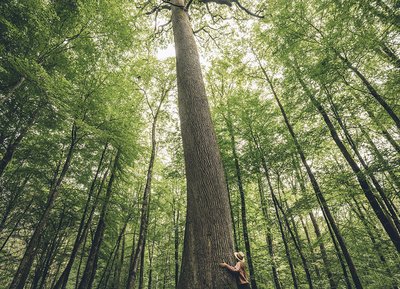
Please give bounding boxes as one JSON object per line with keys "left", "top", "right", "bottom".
{"left": 171, "top": 1, "right": 237, "bottom": 288}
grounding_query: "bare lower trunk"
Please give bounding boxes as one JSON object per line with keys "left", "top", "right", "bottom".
{"left": 171, "top": 2, "right": 236, "bottom": 289}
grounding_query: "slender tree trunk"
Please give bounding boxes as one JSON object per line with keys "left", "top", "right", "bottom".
{"left": 260, "top": 158, "right": 298, "bottom": 289}
{"left": 225, "top": 169, "right": 239, "bottom": 251}
{"left": 53, "top": 143, "right": 109, "bottom": 289}
{"left": 327, "top": 92, "right": 400, "bottom": 230}
{"left": 77, "top": 150, "right": 120, "bottom": 289}
{"left": 350, "top": 197, "right": 391, "bottom": 266}
{"left": 309, "top": 212, "right": 337, "bottom": 289}
{"left": 296, "top": 74, "right": 400, "bottom": 251}
{"left": 0, "top": 108, "right": 39, "bottom": 178}
{"left": 271, "top": 188, "right": 298, "bottom": 289}
{"left": 379, "top": 43, "right": 400, "bottom": 69}
{"left": 117, "top": 232, "right": 126, "bottom": 289}
{"left": 0, "top": 173, "right": 31, "bottom": 233}
{"left": 73, "top": 166, "right": 110, "bottom": 289}
{"left": 359, "top": 100, "right": 400, "bottom": 154}
{"left": 31, "top": 209, "right": 66, "bottom": 289}
{"left": 225, "top": 114, "right": 258, "bottom": 289}
{"left": 337, "top": 53, "right": 400, "bottom": 130}
{"left": 30, "top": 243, "right": 49, "bottom": 289}
{"left": 256, "top": 174, "right": 281, "bottom": 289}
{"left": 272, "top": 191, "right": 314, "bottom": 289}
{"left": 9, "top": 123, "right": 78, "bottom": 289}
{"left": 75, "top": 226, "right": 89, "bottom": 289}
{"left": 98, "top": 216, "right": 130, "bottom": 289}
{"left": 325, "top": 217, "right": 353, "bottom": 289}
{"left": 171, "top": 2, "right": 236, "bottom": 288}
{"left": 147, "top": 239, "right": 155, "bottom": 289}
{"left": 0, "top": 198, "right": 34, "bottom": 252}
{"left": 37, "top": 229, "right": 67, "bottom": 289}
{"left": 256, "top": 60, "right": 363, "bottom": 289}
{"left": 359, "top": 124, "right": 400, "bottom": 192}
{"left": 138, "top": 237, "right": 146, "bottom": 289}
{"left": 173, "top": 198, "right": 180, "bottom": 289}
{"left": 126, "top": 89, "right": 166, "bottom": 289}
{"left": 299, "top": 217, "right": 323, "bottom": 286}
{"left": 1, "top": 76, "right": 26, "bottom": 105}
{"left": 292, "top": 158, "right": 337, "bottom": 289}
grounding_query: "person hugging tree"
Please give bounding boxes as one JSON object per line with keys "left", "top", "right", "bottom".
{"left": 219, "top": 251, "right": 250, "bottom": 289}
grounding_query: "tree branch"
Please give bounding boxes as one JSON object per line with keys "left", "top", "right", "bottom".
{"left": 232, "top": 0, "right": 264, "bottom": 18}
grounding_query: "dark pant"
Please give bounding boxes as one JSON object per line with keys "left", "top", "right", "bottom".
{"left": 239, "top": 284, "right": 250, "bottom": 289}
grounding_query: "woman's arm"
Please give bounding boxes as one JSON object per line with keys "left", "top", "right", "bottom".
{"left": 220, "top": 261, "right": 241, "bottom": 272}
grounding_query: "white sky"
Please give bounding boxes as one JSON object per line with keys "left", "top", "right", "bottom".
{"left": 156, "top": 44, "right": 175, "bottom": 60}
{"left": 155, "top": 42, "right": 212, "bottom": 70}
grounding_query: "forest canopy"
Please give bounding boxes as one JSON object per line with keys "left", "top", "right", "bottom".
{"left": 0, "top": 0, "right": 399, "bottom": 289}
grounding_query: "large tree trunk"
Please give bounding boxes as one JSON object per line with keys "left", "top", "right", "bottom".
{"left": 171, "top": 2, "right": 237, "bottom": 289}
